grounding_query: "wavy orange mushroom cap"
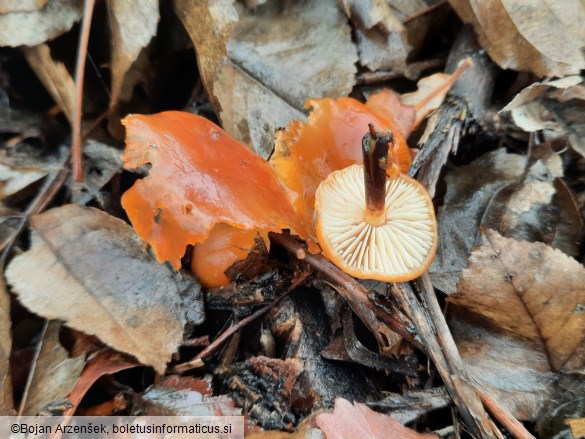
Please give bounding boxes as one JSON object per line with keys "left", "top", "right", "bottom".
{"left": 191, "top": 225, "right": 269, "bottom": 288}
{"left": 315, "top": 125, "right": 437, "bottom": 282}
{"left": 270, "top": 98, "right": 411, "bottom": 249}
{"left": 121, "top": 111, "right": 307, "bottom": 279}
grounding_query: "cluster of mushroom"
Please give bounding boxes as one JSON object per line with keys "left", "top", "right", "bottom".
{"left": 121, "top": 100, "right": 437, "bottom": 287}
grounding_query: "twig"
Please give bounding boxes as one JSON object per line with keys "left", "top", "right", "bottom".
{"left": 71, "top": 0, "right": 96, "bottom": 182}
{"left": 269, "top": 233, "right": 422, "bottom": 351}
{"left": 391, "top": 282, "right": 492, "bottom": 438}
{"left": 357, "top": 58, "right": 446, "bottom": 85}
{"left": 17, "top": 321, "right": 49, "bottom": 417}
{"left": 171, "top": 271, "right": 311, "bottom": 373}
{"left": 473, "top": 382, "right": 536, "bottom": 439}
{"left": 413, "top": 58, "right": 473, "bottom": 113}
{"left": 405, "top": 27, "right": 531, "bottom": 439}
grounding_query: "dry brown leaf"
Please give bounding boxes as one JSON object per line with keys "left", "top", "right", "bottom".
{"left": 480, "top": 143, "right": 583, "bottom": 258}
{"left": 398, "top": 0, "right": 450, "bottom": 59}
{"left": 62, "top": 349, "right": 137, "bottom": 417}
{"left": 0, "top": 0, "right": 82, "bottom": 47}
{"left": 501, "top": 77, "right": 585, "bottom": 159}
{"left": 6, "top": 205, "right": 203, "bottom": 373}
{"left": 449, "top": 0, "right": 585, "bottom": 77}
{"left": 139, "top": 376, "right": 241, "bottom": 417}
{"left": 70, "top": 140, "right": 123, "bottom": 205}
{"left": 174, "top": 0, "right": 357, "bottom": 157}
{"left": 108, "top": 0, "right": 159, "bottom": 136}
{"left": 340, "top": 0, "right": 410, "bottom": 73}
{"left": 0, "top": 203, "right": 20, "bottom": 252}
{"left": 22, "top": 44, "right": 75, "bottom": 123}
{"left": 316, "top": 398, "right": 437, "bottom": 439}
{"left": 450, "top": 310, "right": 557, "bottom": 420}
{"left": 21, "top": 321, "right": 85, "bottom": 415}
{"left": 0, "top": 143, "right": 66, "bottom": 201}
{"left": 448, "top": 230, "right": 585, "bottom": 419}
{"left": 451, "top": 229, "right": 585, "bottom": 372}
{"left": 428, "top": 149, "right": 526, "bottom": 294}
{"left": 0, "top": 0, "right": 47, "bottom": 14}
{"left": 566, "top": 418, "right": 585, "bottom": 438}
{"left": 0, "top": 276, "right": 12, "bottom": 414}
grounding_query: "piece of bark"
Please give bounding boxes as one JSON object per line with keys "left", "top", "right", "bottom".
{"left": 409, "top": 26, "right": 497, "bottom": 197}
{"left": 269, "top": 290, "right": 379, "bottom": 410}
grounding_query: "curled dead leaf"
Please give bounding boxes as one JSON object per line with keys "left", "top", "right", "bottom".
{"left": 449, "top": 0, "right": 585, "bottom": 76}
{"left": 501, "top": 76, "right": 585, "bottom": 159}
{"left": 108, "top": 0, "right": 159, "bottom": 137}
{"left": 340, "top": 0, "right": 410, "bottom": 73}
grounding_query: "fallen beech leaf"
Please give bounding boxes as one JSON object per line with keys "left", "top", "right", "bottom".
{"left": 501, "top": 76, "right": 585, "bottom": 158}
{"left": 174, "top": 0, "right": 357, "bottom": 157}
{"left": 63, "top": 350, "right": 137, "bottom": 417}
{"left": 0, "top": 0, "right": 82, "bottom": 47}
{"left": 157, "top": 375, "right": 212, "bottom": 396}
{"left": 450, "top": 310, "right": 556, "bottom": 420}
{"left": 0, "top": 142, "right": 66, "bottom": 202}
{"left": 22, "top": 321, "right": 85, "bottom": 415}
{"left": 0, "top": 276, "right": 12, "bottom": 414}
{"left": 121, "top": 111, "right": 307, "bottom": 269}
{"left": 428, "top": 149, "right": 526, "bottom": 294}
{"left": 6, "top": 205, "right": 202, "bottom": 373}
{"left": 340, "top": 0, "right": 410, "bottom": 73}
{"left": 139, "top": 376, "right": 241, "bottom": 417}
{"left": 566, "top": 418, "right": 585, "bottom": 438}
{"left": 450, "top": 229, "right": 585, "bottom": 372}
{"left": 108, "top": 0, "right": 159, "bottom": 137}
{"left": 22, "top": 44, "right": 75, "bottom": 123}
{"left": 481, "top": 143, "right": 583, "bottom": 258}
{"left": 401, "top": 62, "right": 472, "bottom": 130}
{"left": 70, "top": 140, "right": 123, "bottom": 205}
{"left": 316, "top": 398, "right": 437, "bottom": 439}
{"left": 449, "top": 230, "right": 585, "bottom": 418}
{"left": 0, "top": 0, "right": 47, "bottom": 14}
{"left": 449, "top": 0, "right": 585, "bottom": 76}
{"left": 269, "top": 98, "right": 411, "bottom": 246}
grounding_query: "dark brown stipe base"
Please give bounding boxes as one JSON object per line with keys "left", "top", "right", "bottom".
{"left": 362, "top": 124, "right": 393, "bottom": 225}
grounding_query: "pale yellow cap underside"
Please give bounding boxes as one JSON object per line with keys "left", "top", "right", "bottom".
{"left": 315, "top": 164, "right": 437, "bottom": 282}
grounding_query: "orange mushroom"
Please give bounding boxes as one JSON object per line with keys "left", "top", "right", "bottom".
{"left": 191, "top": 225, "right": 269, "bottom": 288}
{"left": 314, "top": 125, "right": 437, "bottom": 282}
{"left": 270, "top": 98, "right": 411, "bottom": 249}
{"left": 121, "top": 111, "right": 308, "bottom": 286}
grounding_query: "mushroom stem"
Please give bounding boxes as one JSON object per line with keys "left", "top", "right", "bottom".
{"left": 362, "top": 124, "right": 393, "bottom": 226}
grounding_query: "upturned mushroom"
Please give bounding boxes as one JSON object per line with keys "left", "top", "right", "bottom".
{"left": 314, "top": 125, "right": 437, "bottom": 282}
